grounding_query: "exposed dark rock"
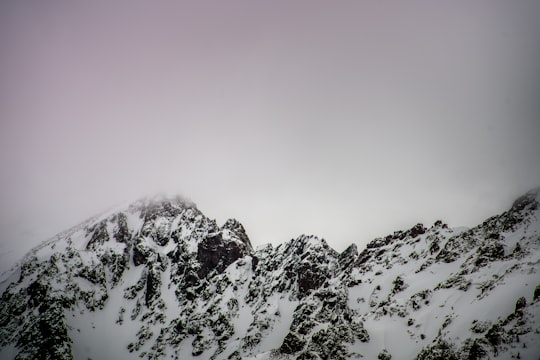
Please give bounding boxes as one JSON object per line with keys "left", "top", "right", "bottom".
{"left": 298, "top": 262, "right": 328, "bottom": 296}
{"left": 475, "top": 242, "right": 504, "bottom": 267}
{"left": 355, "top": 248, "right": 373, "bottom": 266}
{"left": 338, "top": 243, "right": 358, "bottom": 270}
{"left": 197, "top": 232, "right": 251, "bottom": 278}
{"left": 280, "top": 332, "right": 306, "bottom": 354}
{"left": 250, "top": 255, "right": 259, "bottom": 271}
{"left": 514, "top": 296, "right": 526, "bottom": 313}
{"left": 485, "top": 324, "right": 504, "bottom": 350}
{"left": 113, "top": 212, "right": 131, "bottom": 243}
{"left": 308, "top": 327, "right": 350, "bottom": 360}
{"left": 534, "top": 284, "right": 540, "bottom": 301}
{"left": 462, "top": 338, "right": 488, "bottom": 360}
{"left": 378, "top": 349, "right": 392, "bottom": 360}
{"left": 428, "top": 240, "right": 440, "bottom": 254}
{"left": 391, "top": 275, "right": 407, "bottom": 294}
{"left": 409, "top": 223, "right": 427, "bottom": 238}
{"left": 416, "top": 339, "right": 459, "bottom": 360}
{"left": 86, "top": 220, "right": 110, "bottom": 250}
{"left": 27, "top": 281, "right": 48, "bottom": 308}
{"left": 145, "top": 270, "right": 161, "bottom": 307}
{"left": 222, "top": 218, "right": 252, "bottom": 249}
{"left": 100, "top": 249, "right": 128, "bottom": 285}
{"left": 511, "top": 188, "right": 539, "bottom": 213}
{"left": 17, "top": 299, "right": 73, "bottom": 360}
{"left": 432, "top": 220, "right": 448, "bottom": 229}
{"left": 132, "top": 244, "right": 147, "bottom": 266}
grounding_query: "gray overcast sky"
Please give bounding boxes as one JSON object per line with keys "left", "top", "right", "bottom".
{"left": 1, "top": 0, "right": 539, "bottom": 271}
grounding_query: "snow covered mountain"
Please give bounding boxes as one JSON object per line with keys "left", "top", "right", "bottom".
{"left": 1, "top": 189, "right": 539, "bottom": 360}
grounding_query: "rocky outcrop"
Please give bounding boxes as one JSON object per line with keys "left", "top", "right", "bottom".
{"left": 1, "top": 189, "right": 539, "bottom": 360}
{"left": 196, "top": 230, "right": 252, "bottom": 278}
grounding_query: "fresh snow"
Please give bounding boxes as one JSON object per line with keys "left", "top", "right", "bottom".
{"left": 1, "top": 189, "right": 540, "bottom": 359}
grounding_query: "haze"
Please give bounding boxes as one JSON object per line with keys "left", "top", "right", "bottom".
{"left": 1, "top": 0, "right": 539, "bottom": 273}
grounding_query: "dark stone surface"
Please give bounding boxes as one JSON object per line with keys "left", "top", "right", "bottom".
{"left": 86, "top": 220, "right": 110, "bottom": 250}
{"left": 197, "top": 232, "right": 251, "bottom": 278}
{"left": 222, "top": 218, "right": 252, "bottom": 249}
{"left": 280, "top": 332, "right": 306, "bottom": 354}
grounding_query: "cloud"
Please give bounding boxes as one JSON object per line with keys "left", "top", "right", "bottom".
{"left": 0, "top": 0, "right": 539, "bottom": 273}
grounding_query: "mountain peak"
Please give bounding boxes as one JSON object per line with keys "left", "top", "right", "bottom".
{"left": 1, "top": 188, "right": 539, "bottom": 360}
{"left": 127, "top": 194, "right": 198, "bottom": 219}
{"left": 511, "top": 186, "right": 540, "bottom": 213}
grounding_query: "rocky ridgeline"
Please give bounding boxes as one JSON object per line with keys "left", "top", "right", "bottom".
{"left": 0, "top": 190, "right": 539, "bottom": 360}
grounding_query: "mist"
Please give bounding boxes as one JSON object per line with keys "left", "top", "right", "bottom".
{"left": 1, "top": 0, "right": 539, "bottom": 273}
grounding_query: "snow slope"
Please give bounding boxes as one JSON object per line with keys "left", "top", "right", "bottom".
{"left": 1, "top": 189, "right": 539, "bottom": 359}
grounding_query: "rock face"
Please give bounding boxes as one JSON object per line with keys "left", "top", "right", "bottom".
{"left": 1, "top": 189, "right": 540, "bottom": 360}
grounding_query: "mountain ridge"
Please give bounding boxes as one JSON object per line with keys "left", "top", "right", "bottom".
{"left": 1, "top": 189, "right": 539, "bottom": 359}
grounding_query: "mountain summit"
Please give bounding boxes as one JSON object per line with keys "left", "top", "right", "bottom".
{"left": 1, "top": 190, "right": 539, "bottom": 359}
